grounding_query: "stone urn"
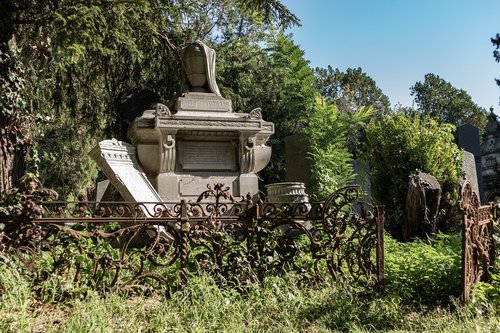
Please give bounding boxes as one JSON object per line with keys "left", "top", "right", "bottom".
{"left": 265, "top": 182, "right": 309, "bottom": 203}
{"left": 265, "top": 182, "right": 312, "bottom": 234}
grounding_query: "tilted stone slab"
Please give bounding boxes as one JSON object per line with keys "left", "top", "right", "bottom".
{"left": 90, "top": 139, "right": 163, "bottom": 216}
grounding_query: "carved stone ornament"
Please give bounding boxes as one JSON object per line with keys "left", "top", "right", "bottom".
{"left": 248, "top": 107, "right": 262, "bottom": 120}
{"left": 180, "top": 40, "right": 222, "bottom": 96}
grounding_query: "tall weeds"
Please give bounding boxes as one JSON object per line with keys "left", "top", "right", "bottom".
{"left": 1, "top": 233, "right": 499, "bottom": 332}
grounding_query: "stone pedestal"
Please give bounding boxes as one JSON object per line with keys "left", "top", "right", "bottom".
{"left": 128, "top": 93, "right": 274, "bottom": 201}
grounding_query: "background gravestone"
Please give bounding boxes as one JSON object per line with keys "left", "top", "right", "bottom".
{"left": 115, "top": 88, "right": 161, "bottom": 142}
{"left": 285, "top": 134, "right": 312, "bottom": 191}
{"left": 462, "top": 151, "right": 481, "bottom": 201}
{"left": 284, "top": 134, "right": 371, "bottom": 200}
{"left": 456, "top": 123, "right": 484, "bottom": 203}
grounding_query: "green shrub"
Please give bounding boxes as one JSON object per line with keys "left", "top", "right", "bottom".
{"left": 305, "top": 98, "right": 372, "bottom": 198}
{"left": 385, "top": 232, "right": 462, "bottom": 303}
{"left": 0, "top": 263, "right": 32, "bottom": 332}
{"left": 364, "top": 112, "right": 463, "bottom": 236}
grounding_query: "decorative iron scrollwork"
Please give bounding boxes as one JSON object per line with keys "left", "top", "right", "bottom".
{"left": 0, "top": 184, "right": 384, "bottom": 296}
{"left": 459, "top": 181, "right": 496, "bottom": 302}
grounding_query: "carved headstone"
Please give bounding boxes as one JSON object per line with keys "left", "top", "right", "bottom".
{"left": 462, "top": 151, "right": 481, "bottom": 200}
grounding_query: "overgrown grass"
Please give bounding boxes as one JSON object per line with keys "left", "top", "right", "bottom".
{"left": 1, "top": 233, "right": 500, "bottom": 332}
{"left": 384, "top": 233, "right": 462, "bottom": 303}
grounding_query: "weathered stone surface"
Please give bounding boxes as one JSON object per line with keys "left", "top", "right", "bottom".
{"left": 95, "top": 180, "right": 110, "bottom": 202}
{"left": 175, "top": 92, "right": 232, "bottom": 112}
{"left": 462, "top": 150, "right": 480, "bottom": 200}
{"left": 178, "top": 141, "right": 237, "bottom": 171}
{"left": 179, "top": 40, "right": 222, "bottom": 97}
{"left": 285, "top": 134, "right": 312, "bottom": 190}
{"left": 265, "top": 182, "right": 309, "bottom": 203}
{"left": 456, "top": 123, "right": 484, "bottom": 202}
{"left": 404, "top": 172, "right": 441, "bottom": 240}
{"left": 265, "top": 182, "right": 312, "bottom": 233}
{"left": 90, "top": 139, "right": 163, "bottom": 213}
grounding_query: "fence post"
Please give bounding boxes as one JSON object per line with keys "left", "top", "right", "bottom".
{"left": 179, "top": 199, "right": 190, "bottom": 283}
{"left": 375, "top": 205, "right": 385, "bottom": 294}
{"left": 245, "top": 199, "right": 262, "bottom": 258}
{"left": 245, "top": 198, "right": 255, "bottom": 254}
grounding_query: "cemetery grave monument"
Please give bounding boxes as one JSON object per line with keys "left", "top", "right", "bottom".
{"left": 92, "top": 40, "right": 274, "bottom": 202}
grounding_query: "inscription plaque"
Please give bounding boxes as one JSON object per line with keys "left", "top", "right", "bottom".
{"left": 178, "top": 98, "right": 232, "bottom": 112}
{"left": 179, "top": 141, "right": 237, "bottom": 170}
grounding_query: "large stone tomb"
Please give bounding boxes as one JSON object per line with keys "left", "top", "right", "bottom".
{"left": 128, "top": 102, "right": 274, "bottom": 201}
{"left": 128, "top": 41, "right": 274, "bottom": 201}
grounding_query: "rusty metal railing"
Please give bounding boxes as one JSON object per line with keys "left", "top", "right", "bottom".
{"left": 0, "top": 184, "right": 384, "bottom": 295}
{"left": 459, "top": 181, "right": 497, "bottom": 302}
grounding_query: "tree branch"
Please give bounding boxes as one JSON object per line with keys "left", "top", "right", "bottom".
{"left": 155, "top": 31, "right": 181, "bottom": 62}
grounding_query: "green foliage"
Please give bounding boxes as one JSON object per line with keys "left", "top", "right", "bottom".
{"left": 0, "top": 173, "right": 58, "bottom": 217}
{"left": 315, "top": 66, "right": 391, "bottom": 117}
{"left": 217, "top": 31, "right": 318, "bottom": 184}
{"left": 305, "top": 98, "right": 372, "bottom": 198}
{"left": 493, "top": 33, "right": 500, "bottom": 90}
{"left": 473, "top": 272, "right": 500, "bottom": 311}
{"left": 2, "top": 260, "right": 500, "bottom": 332}
{"left": 3, "top": 0, "right": 301, "bottom": 198}
{"left": 314, "top": 66, "right": 389, "bottom": 157}
{"left": 0, "top": 223, "right": 497, "bottom": 331}
{"left": 0, "top": 263, "right": 32, "bottom": 332}
{"left": 411, "top": 73, "right": 488, "bottom": 129}
{"left": 0, "top": 47, "right": 28, "bottom": 120}
{"left": 365, "top": 112, "right": 463, "bottom": 234}
{"left": 385, "top": 233, "right": 462, "bottom": 302}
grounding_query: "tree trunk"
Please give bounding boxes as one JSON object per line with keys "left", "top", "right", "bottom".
{"left": 0, "top": 118, "right": 26, "bottom": 195}
{"left": 0, "top": 1, "right": 25, "bottom": 195}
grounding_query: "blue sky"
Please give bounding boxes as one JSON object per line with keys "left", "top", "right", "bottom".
{"left": 282, "top": 0, "right": 500, "bottom": 112}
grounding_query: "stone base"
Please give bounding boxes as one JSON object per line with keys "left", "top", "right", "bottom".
{"left": 236, "top": 174, "right": 259, "bottom": 199}
{"left": 155, "top": 172, "right": 258, "bottom": 201}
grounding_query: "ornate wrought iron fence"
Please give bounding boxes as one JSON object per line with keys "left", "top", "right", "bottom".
{"left": 0, "top": 184, "right": 384, "bottom": 295}
{"left": 459, "top": 181, "right": 497, "bottom": 302}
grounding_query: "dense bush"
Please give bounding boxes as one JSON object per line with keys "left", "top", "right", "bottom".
{"left": 304, "top": 98, "right": 372, "bottom": 198}
{"left": 364, "top": 112, "right": 463, "bottom": 237}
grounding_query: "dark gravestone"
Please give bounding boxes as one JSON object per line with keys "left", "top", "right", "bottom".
{"left": 353, "top": 159, "right": 372, "bottom": 202}
{"left": 115, "top": 88, "right": 161, "bottom": 141}
{"left": 404, "top": 172, "right": 442, "bottom": 240}
{"left": 456, "top": 124, "right": 484, "bottom": 203}
{"left": 285, "top": 135, "right": 371, "bottom": 200}
{"left": 285, "top": 134, "right": 312, "bottom": 191}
